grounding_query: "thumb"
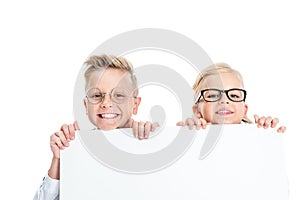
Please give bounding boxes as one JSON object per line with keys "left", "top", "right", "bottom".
{"left": 176, "top": 121, "right": 185, "bottom": 126}
{"left": 73, "top": 121, "right": 80, "bottom": 130}
{"left": 253, "top": 114, "right": 259, "bottom": 123}
{"left": 129, "top": 118, "right": 134, "bottom": 128}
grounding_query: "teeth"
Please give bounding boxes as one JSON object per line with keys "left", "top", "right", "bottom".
{"left": 217, "top": 110, "right": 231, "bottom": 114}
{"left": 218, "top": 110, "right": 227, "bottom": 114}
{"left": 100, "top": 113, "right": 118, "bottom": 119}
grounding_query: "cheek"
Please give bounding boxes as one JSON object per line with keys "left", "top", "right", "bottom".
{"left": 199, "top": 102, "right": 213, "bottom": 113}
{"left": 237, "top": 103, "right": 245, "bottom": 111}
{"left": 86, "top": 105, "right": 98, "bottom": 117}
{"left": 119, "top": 102, "right": 134, "bottom": 115}
{"left": 234, "top": 104, "right": 246, "bottom": 117}
{"left": 88, "top": 104, "right": 96, "bottom": 112}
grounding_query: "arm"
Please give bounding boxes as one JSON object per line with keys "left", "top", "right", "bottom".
{"left": 34, "top": 122, "right": 78, "bottom": 200}
{"left": 48, "top": 122, "right": 78, "bottom": 179}
{"left": 33, "top": 175, "right": 60, "bottom": 200}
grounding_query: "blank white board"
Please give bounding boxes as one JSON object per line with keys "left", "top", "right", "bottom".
{"left": 61, "top": 124, "right": 288, "bottom": 200}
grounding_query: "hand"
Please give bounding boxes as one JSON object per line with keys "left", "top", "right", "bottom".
{"left": 254, "top": 114, "right": 286, "bottom": 133}
{"left": 50, "top": 121, "right": 79, "bottom": 159}
{"left": 131, "top": 119, "right": 159, "bottom": 140}
{"left": 176, "top": 117, "right": 209, "bottom": 130}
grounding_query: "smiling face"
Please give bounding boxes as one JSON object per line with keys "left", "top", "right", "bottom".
{"left": 193, "top": 72, "right": 248, "bottom": 124}
{"left": 84, "top": 68, "right": 141, "bottom": 130}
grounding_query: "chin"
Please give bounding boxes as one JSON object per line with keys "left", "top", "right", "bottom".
{"left": 212, "top": 118, "right": 235, "bottom": 124}
{"left": 96, "top": 123, "right": 118, "bottom": 131}
{"left": 223, "top": 120, "right": 241, "bottom": 124}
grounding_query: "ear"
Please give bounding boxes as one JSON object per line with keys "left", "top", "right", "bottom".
{"left": 83, "top": 99, "right": 88, "bottom": 114}
{"left": 192, "top": 104, "right": 202, "bottom": 118}
{"left": 243, "top": 104, "right": 249, "bottom": 118}
{"left": 132, "top": 97, "right": 141, "bottom": 115}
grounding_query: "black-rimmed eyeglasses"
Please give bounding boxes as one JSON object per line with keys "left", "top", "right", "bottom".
{"left": 195, "top": 88, "right": 247, "bottom": 104}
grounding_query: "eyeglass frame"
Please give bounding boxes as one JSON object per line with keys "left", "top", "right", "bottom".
{"left": 194, "top": 88, "right": 247, "bottom": 104}
{"left": 85, "top": 87, "right": 138, "bottom": 104}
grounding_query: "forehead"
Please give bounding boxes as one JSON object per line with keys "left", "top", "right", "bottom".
{"left": 87, "top": 68, "right": 134, "bottom": 91}
{"left": 201, "top": 72, "right": 244, "bottom": 90}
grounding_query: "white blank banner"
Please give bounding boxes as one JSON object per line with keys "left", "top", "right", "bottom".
{"left": 61, "top": 125, "right": 288, "bottom": 200}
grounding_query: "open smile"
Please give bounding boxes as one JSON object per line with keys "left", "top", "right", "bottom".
{"left": 97, "top": 113, "right": 120, "bottom": 119}
{"left": 215, "top": 109, "right": 233, "bottom": 115}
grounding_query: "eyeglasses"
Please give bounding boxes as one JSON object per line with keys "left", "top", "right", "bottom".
{"left": 195, "top": 88, "right": 247, "bottom": 104}
{"left": 86, "top": 87, "right": 137, "bottom": 104}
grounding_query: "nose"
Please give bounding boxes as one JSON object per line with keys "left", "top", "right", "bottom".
{"left": 218, "top": 93, "right": 230, "bottom": 104}
{"left": 100, "top": 93, "right": 113, "bottom": 108}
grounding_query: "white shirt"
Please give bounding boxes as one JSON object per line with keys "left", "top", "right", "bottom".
{"left": 33, "top": 175, "right": 60, "bottom": 200}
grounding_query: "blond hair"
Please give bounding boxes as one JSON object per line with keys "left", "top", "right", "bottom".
{"left": 83, "top": 54, "right": 138, "bottom": 93}
{"left": 193, "top": 63, "right": 252, "bottom": 123}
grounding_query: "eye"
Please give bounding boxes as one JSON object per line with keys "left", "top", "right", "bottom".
{"left": 227, "top": 89, "right": 246, "bottom": 101}
{"left": 207, "top": 94, "right": 218, "bottom": 98}
{"left": 91, "top": 93, "right": 103, "bottom": 99}
{"left": 114, "top": 93, "right": 126, "bottom": 99}
{"left": 229, "top": 94, "right": 240, "bottom": 99}
{"left": 206, "top": 93, "right": 220, "bottom": 100}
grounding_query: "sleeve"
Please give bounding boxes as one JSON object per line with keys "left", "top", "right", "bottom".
{"left": 33, "top": 174, "right": 60, "bottom": 200}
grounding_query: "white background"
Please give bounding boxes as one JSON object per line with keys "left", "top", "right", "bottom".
{"left": 0, "top": 0, "right": 299, "bottom": 199}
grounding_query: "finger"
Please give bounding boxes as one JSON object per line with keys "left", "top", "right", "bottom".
{"left": 263, "top": 116, "right": 273, "bottom": 128}
{"left": 270, "top": 117, "right": 279, "bottom": 128}
{"left": 185, "top": 118, "right": 194, "bottom": 130}
{"left": 257, "top": 117, "right": 266, "bottom": 128}
{"left": 51, "top": 133, "right": 65, "bottom": 149}
{"left": 199, "top": 118, "right": 208, "bottom": 129}
{"left": 176, "top": 121, "right": 185, "bottom": 126}
{"left": 132, "top": 121, "right": 138, "bottom": 138}
{"left": 277, "top": 126, "right": 286, "bottom": 133}
{"left": 253, "top": 114, "right": 260, "bottom": 124}
{"left": 144, "top": 121, "right": 151, "bottom": 139}
{"left": 56, "top": 137, "right": 65, "bottom": 149}
{"left": 55, "top": 131, "right": 69, "bottom": 147}
{"left": 50, "top": 134, "right": 60, "bottom": 158}
{"left": 150, "top": 122, "right": 159, "bottom": 132}
{"left": 129, "top": 118, "right": 134, "bottom": 128}
{"left": 193, "top": 118, "right": 201, "bottom": 130}
{"left": 68, "top": 124, "right": 75, "bottom": 141}
{"left": 138, "top": 121, "right": 145, "bottom": 140}
{"left": 60, "top": 124, "right": 70, "bottom": 141}
{"left": 50, "top": 134, "right": 58, "bottom": 146}
{"left": 73, "top": 121, "right": 79, "bottom": 131}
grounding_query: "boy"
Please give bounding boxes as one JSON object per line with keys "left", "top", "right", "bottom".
{"left": 34, "top": 54, "right": 158, "bottom": 200}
